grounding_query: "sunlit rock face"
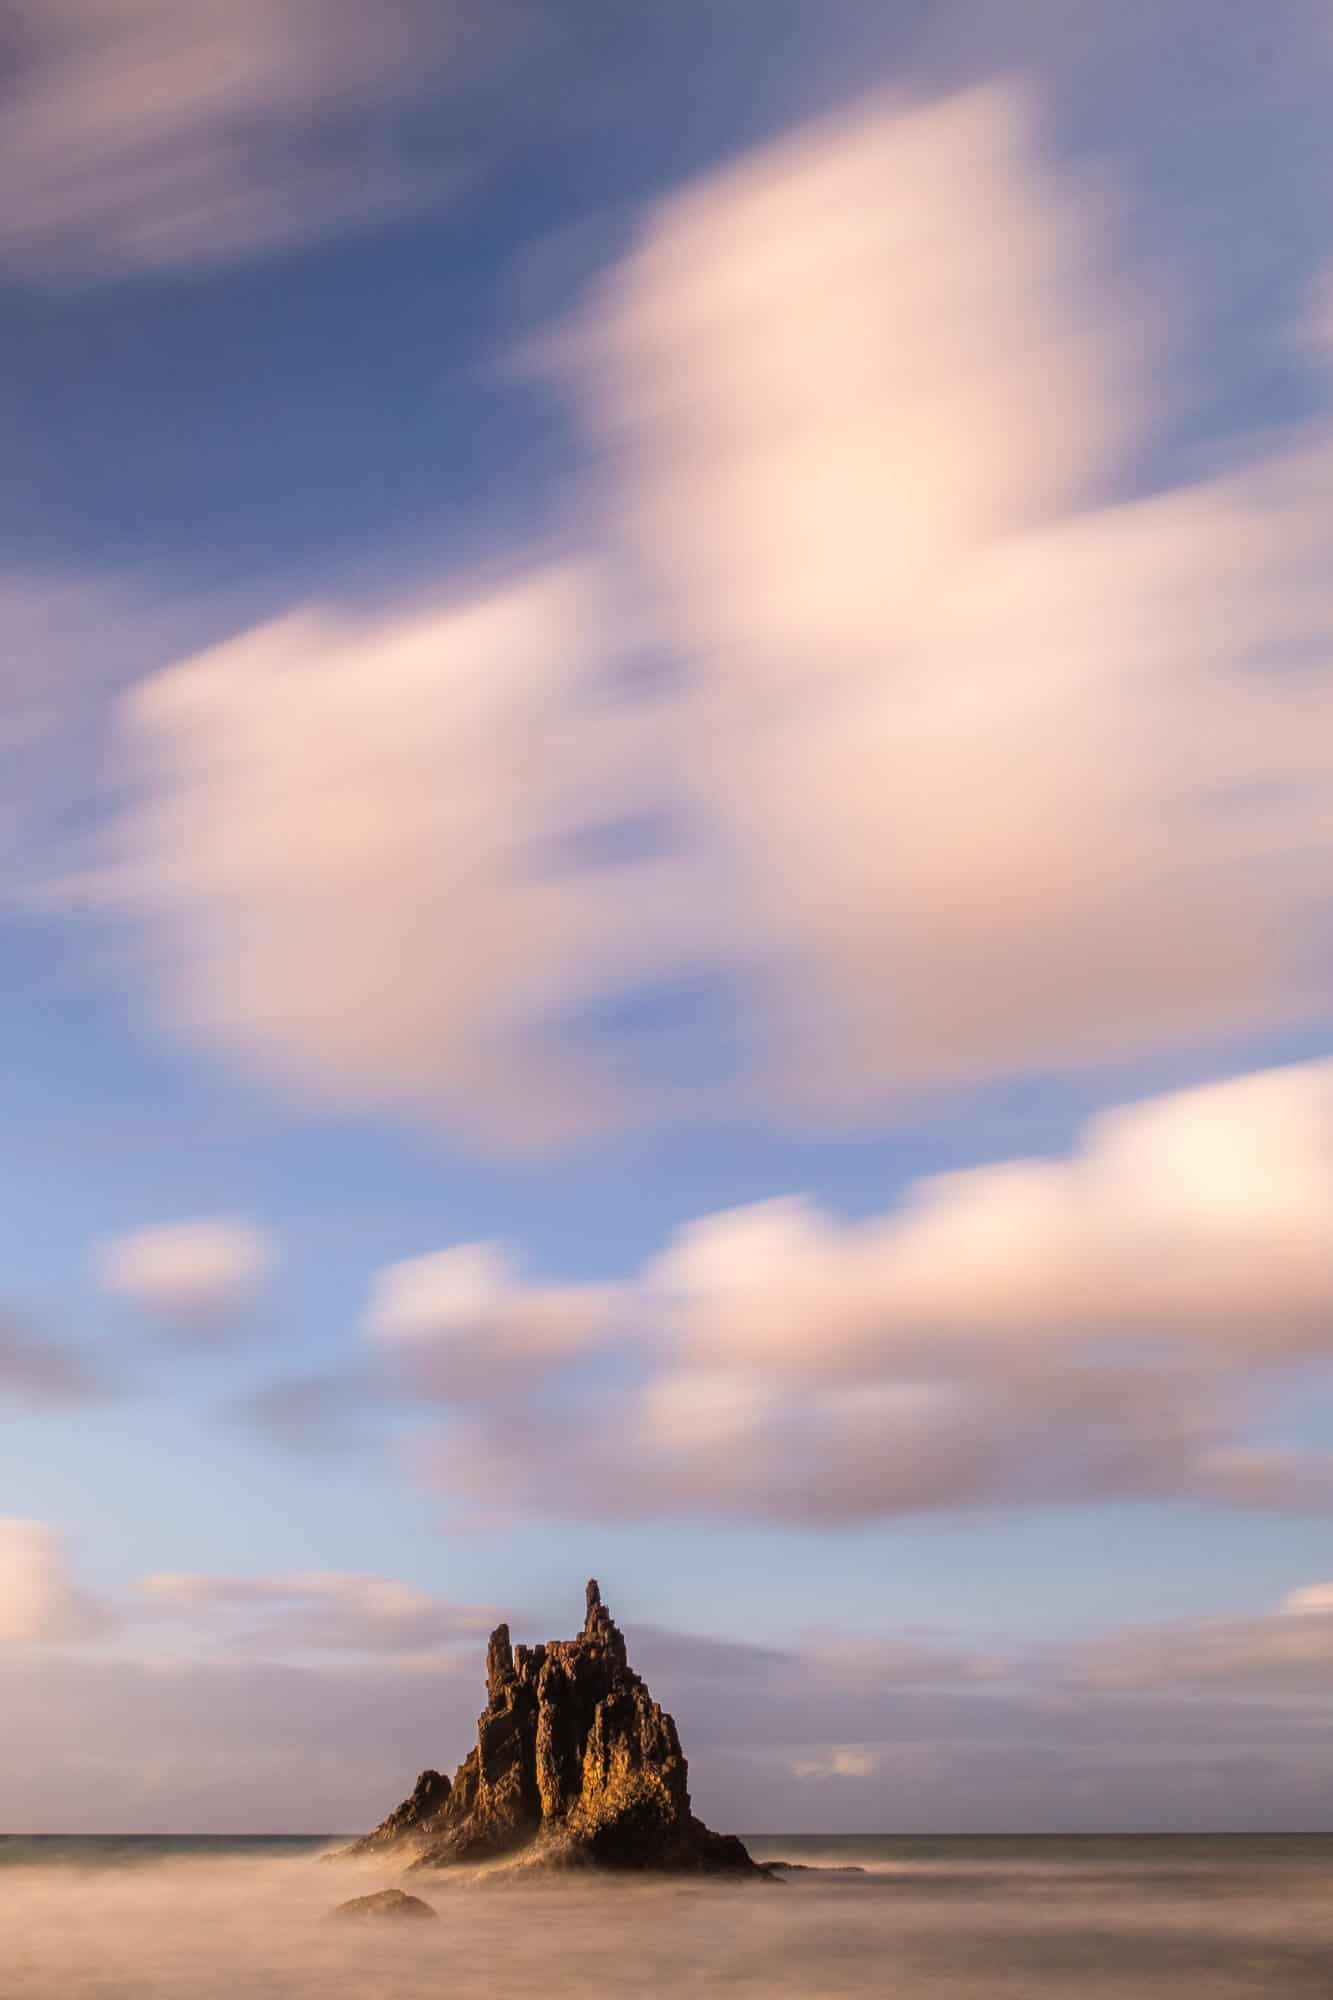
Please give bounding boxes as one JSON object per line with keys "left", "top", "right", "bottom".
{"left": 349, "top": 1581, "right": 758, "bottom": 1874}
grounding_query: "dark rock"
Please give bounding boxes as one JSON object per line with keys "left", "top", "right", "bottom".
{"left": 765, "top": 1860, "right": 869, "bottom": 1875}
{"left": 329, "top": 1888, "right": 437, "bottom": 1920}
{"left": 344, "top": 1580, "right": 759, "bottom": 1876}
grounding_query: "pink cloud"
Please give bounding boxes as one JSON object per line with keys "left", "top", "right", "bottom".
{"left": 89, "top": 92, "right": 1333, "bottom": 1143}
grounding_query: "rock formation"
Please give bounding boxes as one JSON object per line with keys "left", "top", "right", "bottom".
{"left": 347, "top": 1580, "right": 758, "bottom": 1875}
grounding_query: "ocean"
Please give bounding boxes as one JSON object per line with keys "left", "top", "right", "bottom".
{"left": 2, "top": 1833, "right": 1331, "bottom": 1996}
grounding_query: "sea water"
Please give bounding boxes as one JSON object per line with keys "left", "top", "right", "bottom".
{"left": 2, "top": 1833, "right": 1331, "bottom": 1996}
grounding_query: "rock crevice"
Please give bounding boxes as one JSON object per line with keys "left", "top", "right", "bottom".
{"left": 349, "top": 1580, "right": 757, "bottom": 1875}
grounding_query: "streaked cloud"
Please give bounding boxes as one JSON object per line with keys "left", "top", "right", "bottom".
{"left": 428, "top": 1378, "right": 1332, "bottom": 1529}
{"left": 139, "top": 1567, "right": 494, "bottom": 1656}
{"left": 87, "top": 87, "right": 1333, "bottom": 1144}
{"left": 1072, "top": 1591, "right": 1333, "bottom": 1697}
{"left": 574, "top": 87, "right": 1333, "bottom": 1115}
{"left": 99, "top": 565, "right": 713, "bottom": 1143}
{"left": 0, "top": 0, "right": 511, "bottom": 279}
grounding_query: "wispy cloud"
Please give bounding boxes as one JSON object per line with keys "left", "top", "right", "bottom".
{"left": 0, "top": 0, "right": 517, "bottom": 279}
{"left": 85, "top": 88, "right": 1333, "bottom": 1144}
{"left": 96, "top": 565, "right": 703, "bottom": 1144}
{"left": 139, "top": 1567, "right": 495, "bottom": 1657}
{"left": 573, "top": 89, "right": 1333, "bottom": 1116}
{"left": 1070, "top": 1590, "right": 1333, "bottom": 1697}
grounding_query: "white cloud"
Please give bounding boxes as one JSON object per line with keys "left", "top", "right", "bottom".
{"left": 102, "top": 565, "right": 714, "bottom": 1144}
{"left": 89, "top": 87, "right": 1333, "bottom": 1142}
{"left": 407, "top": 1060, "right": 1333, "bottom": 1526}
{"left": 366, "top": 1242, "right": 624, "bottom": 1399}
{"left": 1282, "top": 1582, "right": 1333, "bottom": 1615}
{"left": 576, "top": 86, "right": 1333, "bottom": 1112}
{"left": 791, "top": 1745, "right": 880, "bottom": 1781}
{"left": 0, "top": 1520, "right": 114, "bottom": 1646}
{"left": 97, "top": 1218, "right": 274, "bottom": 1324}
{"left": 0, "top": 0, "right": 495, "bottom": 277}
{"left": 583, "top": 84, "right": 1146, "bottom": 670}
{"left": 648, "top": 1061, "right": 1333, "bottom": 1375}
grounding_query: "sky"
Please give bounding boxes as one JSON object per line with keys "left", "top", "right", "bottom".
{"left": 2, "top": 0, "right": 1333, "bottom": 1835}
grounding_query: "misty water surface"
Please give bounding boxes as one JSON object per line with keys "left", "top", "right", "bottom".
{"left": 4, "top": 1835, "right": 1333, "bottom": 1998}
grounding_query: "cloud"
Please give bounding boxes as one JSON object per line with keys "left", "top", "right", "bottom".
{"left": 0, "top": 1519, "right": 115, "bottom": 1646}
{"left": 10, "top": 1584, "right": 1333, "bottom": 1831}
{"left": 0, "top": 0, "right": 509, "bottom": 278}
{"left": 804, "top": 1637, "right": 1014, "bottom": 1691}
{"left": 574, "top": 86, "right": 1333, "bottom": 1114}
{"left": 138, "top": 1568, "right": 495, "bottom": 1657}
{"left": 224, "top": 1369, "right": 382, "bottom": 1454}
{"left": 0, "top": 569, "right": 197, "bottom": 887}
{"left": 1073, "top": 1590, "right": 1333, "bottom": 1696}
{"left": 97, "top": 1218, "right": 274, "bottom": 1328}
{"left": 0, "top": 1313, "right": 110, "bottom": 1407}
{"left": 648, "top": 1061, "right": 1333, "bottom": 1374}
{"left": 400, "top": 1060, "right": 1333, "bottom": 1526}
{"left": 790, "top": 1745, "right": 880, "bottom": 1781}
{"left": 366, "top": 1242, "right": 625, "bottom": 1399}
{"left": 1285, "top": 1582, "right": 1333, "bottom": 1614}
{"left": 89, "top": 87, "right": 1333, "bottom": 1143}
{"left": 429, "top": 1375, "right": 1328, "bottom": 1529}
{"left": 100, "top": 565, "right": 720, "bottom": 1143}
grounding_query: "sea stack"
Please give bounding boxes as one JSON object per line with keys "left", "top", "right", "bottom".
{"left": 349, "top": 1580, "right": 758, "bottom": 1874}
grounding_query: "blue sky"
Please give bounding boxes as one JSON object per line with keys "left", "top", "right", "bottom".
{"left": 2, "top": 0, "right": 1333, "bottom": 1833}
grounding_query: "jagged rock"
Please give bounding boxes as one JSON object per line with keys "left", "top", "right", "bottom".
{"left": 345, "top": 1580, "right": 759, "bottom": 1876}
{"left": 349, "top": 1768, "right": 451, "bottom": 1853}
{"left": 329, "top": 1888, "right": 437, "bottom": 1920}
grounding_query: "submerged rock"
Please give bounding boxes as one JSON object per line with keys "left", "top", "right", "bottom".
{"left": 345, "top": 1580, "right": 759, "bottom": 1876}
{"left": 765, "top": 1861, "right": 869, "bottom": 1875}
{"left": 329, "top": 1888, "right": 437, "bottom": 1920}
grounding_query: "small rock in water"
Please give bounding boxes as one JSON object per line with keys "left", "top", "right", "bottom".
{"left": 329, "top": 1888, "right": 437, "bottom": 1921}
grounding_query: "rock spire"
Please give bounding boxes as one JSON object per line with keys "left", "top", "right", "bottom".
{"left": 348, "top": 1580, "right": 757, "bottom": 1874}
